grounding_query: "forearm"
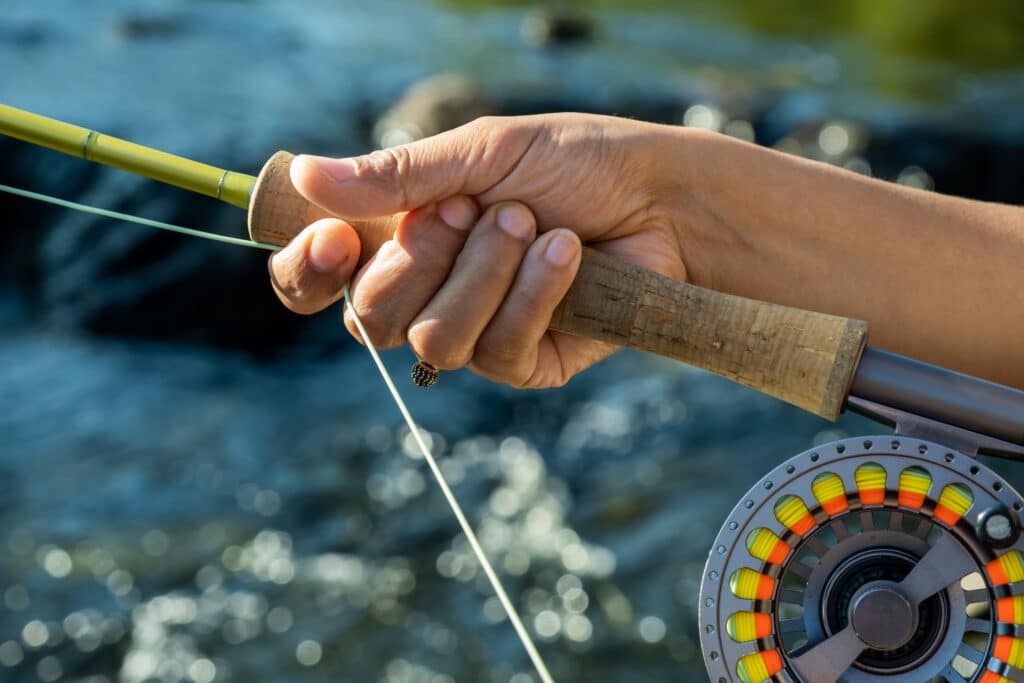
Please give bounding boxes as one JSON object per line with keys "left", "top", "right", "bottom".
{"left": 678, "top": 129, "right": 1024, "bottom": 388}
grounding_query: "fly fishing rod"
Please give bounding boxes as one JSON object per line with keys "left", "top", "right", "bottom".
{"left": 4, "top": 103, "right": 1024, "bottom": 683}
{"left": 0, "top": 103, "right": 874, "bottom": 421}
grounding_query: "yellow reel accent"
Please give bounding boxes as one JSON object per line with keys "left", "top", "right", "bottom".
{"left": 736, "top": 650, "right": 782, "bottom": 683}
{"left": 746, "top": 528, "right": 791, "bottom": 565}
{"left": 994, "top": 636, "right": 1024, "bottom": 669}
{"left": 855, "top": 462, "right": 886, "bottom": 505}
{"left": 897, "top": 466, "right": 931, "bottom": 510}
{"left": 774, "top": 495, "right": 814, "bottom": 536}
{"left": 729, "top": 568, "right": 776, "bottom": 601}
{"left": 987, "top": 551, "right": 1024, "bottom": 586}
{"left": 726, "top": 611, "right": 772, "bottom": 643}
{"left": 812, "top": 472, "right": 848, "bottom": 515}
{"left": 933, "top": 483, "right": 973, "bottom": 525}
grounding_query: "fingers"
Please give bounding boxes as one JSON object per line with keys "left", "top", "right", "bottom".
{"left": 406, "top": 202, "right": 538, "bottom": 369}
{"left": 289, "top": 117, "right": 538, "bottom": 219}
{"left": 342, "top": 196, "right": 480, "bottom": 348}
{"left": 468, "top": 229, "right": 584, "bottom": 386}
{"left": 269, "top": 218, "right": 361, "bottom": 315}
{"left": 272, "top": 200, "right": 608, "bottom": 389}
{"left": 490, "top": 332, "right": 618, "bottom": 389}
{"left": 347, "top": 203, "right": 609, "bottom": 388}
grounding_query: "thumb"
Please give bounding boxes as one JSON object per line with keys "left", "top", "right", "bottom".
{"left": 289, "top": 118, "right": 527, "bottom": 219}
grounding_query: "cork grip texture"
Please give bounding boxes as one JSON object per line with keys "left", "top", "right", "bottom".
{"left": 248, "top": 151, "right": 397, "bottom": 264}
{"left": 548, "top": 249, "right": 866, "bottom": 420}
{"left": 249, "top": 151, "right": 867, "bottom": 420}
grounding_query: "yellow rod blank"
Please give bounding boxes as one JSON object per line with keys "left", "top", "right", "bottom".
{"left": 0, "top": 104, "right": 255, "bottom": 209}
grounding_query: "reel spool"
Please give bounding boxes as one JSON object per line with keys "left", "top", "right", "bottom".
{"left": 700, "top": 436, "right": 1024, "bottom": 683}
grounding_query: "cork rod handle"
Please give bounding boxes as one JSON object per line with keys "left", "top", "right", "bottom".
{"left": 249, "top": 151, "right": 867, "bottom": 420}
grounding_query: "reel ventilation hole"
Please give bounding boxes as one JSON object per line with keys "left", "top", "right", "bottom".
{"left": 700, "top": 437, "right": 1024, "bottom": 683}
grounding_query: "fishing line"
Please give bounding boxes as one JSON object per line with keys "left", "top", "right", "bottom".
{"left": 342, "top": 285, "right": 556, "bottom": 683}
{"left": 1, "top": 182, "right": 557, "bottom": 683}
{"left": 0, "top": 184, "right": 277, "bottom": 251}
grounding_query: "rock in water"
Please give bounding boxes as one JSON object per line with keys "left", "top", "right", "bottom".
{"left": 373, "top": 74, "right": 495, "bottom": 148}
{"left": 521, "top": 8, "right": 594, "bottom": 47}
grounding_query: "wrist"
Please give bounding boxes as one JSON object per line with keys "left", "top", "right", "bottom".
{"left": 665, "top": 127, "right": 747, "bottom": 292}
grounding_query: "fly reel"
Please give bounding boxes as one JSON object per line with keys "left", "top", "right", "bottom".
{"left": 699, "top": 435, "right": 1024, "bottom": 683}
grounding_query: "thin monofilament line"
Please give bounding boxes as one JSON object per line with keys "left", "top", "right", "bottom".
{"left": 3, "top": 182, "right": 556, "bottom": 683}
{"left": 0, "top": 184, "right": 277, "bottom": 251}
{"left": 343, "top": 285, "right": 556, "bottom": 683}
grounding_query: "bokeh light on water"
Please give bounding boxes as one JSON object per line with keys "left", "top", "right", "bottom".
{"left": 2, "top": 1, "right": 1024, "bottom": 682}
{"left": 1, "top": 331, "right": 877, "bottom": 682}
{"left": 3, "top": 340, "right": 1024, "bottom": 682}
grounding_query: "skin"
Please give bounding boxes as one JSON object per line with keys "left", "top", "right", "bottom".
{"left": 268, "top": 113, "right": 1024, "bottom": 390}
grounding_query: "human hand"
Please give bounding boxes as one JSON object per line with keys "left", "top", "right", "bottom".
{"left": 270, "top": 113, "right": 695, "bottom": 387}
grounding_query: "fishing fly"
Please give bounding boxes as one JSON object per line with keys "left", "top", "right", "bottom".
{"left": 0, "top": 105, "right": 555, "bottom": 683}
{"left": 5, "top": 103, "right": 1024, "bottom": 683}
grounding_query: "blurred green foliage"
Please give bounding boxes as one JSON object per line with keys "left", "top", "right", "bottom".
{"left": 443, "top": 0, "right": 1024, "bottom": 71}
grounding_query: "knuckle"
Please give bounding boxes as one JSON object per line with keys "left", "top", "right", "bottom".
{"left": 514, "top": 367, "right": 567, "bottom": 390}
{"left": 468, "top": 116, "right": 532, "bottom": 156}
{"left": 348, "top": 302, "right": 404, "bottom": 349}
{"left": 507, "top": 375, "right": 534, "bottom": 390}
{"left": 413, "top": 257, "right": 455, "bottom": 286}
{"left": 501, "top": 366, "right": 534, "bottom": 389}
{"left": 472, "top": 360, "right": 527, "bottom": 388}
{"left": 270, "top": 272, "right": 338, "bottom": 316}
{"left": 399, "top": 225, "right": 460, "bottom": 275}
{"left": 470, "top": 115, "right": 525, "bottom": 141}
{"left": 467, "top": 115, "right": 503, "bottom": 134}
{"left": 542, "top": 371, "right": 571, "bottom": 389}
{"left": 360, "top": 146, "right": 414, "bottom": 209}
{"left": 462, "top": 116, "right": 544, "bottom": 189}
{"left": 472, "top": 338, "right": 535, "bottom": 388}
{"left": 511, "top": 286, "right": 548, "bottom": 319}
{"left": 474, "top": 334, "right": 520, "bottom": 367}
{"left": 343, "top": 312, "right": 366, "bottom": 344}
{"left": 274, "top": 291, "right": 319, "bottom": 316}
{"left": 408, "top": 320, "right": 470, "bottom": 370}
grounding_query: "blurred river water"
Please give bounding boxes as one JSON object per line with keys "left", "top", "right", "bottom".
{"left": 1, "top": 1, "right": 1023, "bottom": 683}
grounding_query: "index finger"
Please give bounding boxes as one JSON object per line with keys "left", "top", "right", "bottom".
{"left": 268, "top": 218, "right": 362, "bottom": 315}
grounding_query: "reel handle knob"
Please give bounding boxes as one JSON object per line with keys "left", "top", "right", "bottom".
{"left": 249, "top": 150, "right": 868, "bottom": 420}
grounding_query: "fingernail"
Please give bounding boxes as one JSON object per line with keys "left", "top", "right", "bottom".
{"left": 300, "top": 155, "right": 357, "bottom": 183}
{"left": 545, "top": 233, "right": 579, "bottom": 266}
{"left": 309, "top": 227, "right": 350, "bottom": 272}
{"left": 497, "top": 204, "right": 534, "bottom": 239}
{"left": 438, "top": 197, "right": 476, "bottom": 231}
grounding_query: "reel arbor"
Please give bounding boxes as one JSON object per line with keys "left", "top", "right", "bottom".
{"left": 3, "top": 102, "right": 1023, "bottom": 683}
{"left": 700, "top": 436, "right": 1024, "bottom": 683}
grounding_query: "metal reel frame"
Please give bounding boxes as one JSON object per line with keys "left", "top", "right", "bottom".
{"left": 699, "top": 435, "right": 1024, "bottom": 683}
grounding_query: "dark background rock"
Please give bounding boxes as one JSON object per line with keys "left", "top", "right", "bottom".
{"left": 4, "top": 98, "right": 1022, "bottom": 351}
{"left": 2, "top": 2, "right": 1023, "bottom": 682}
